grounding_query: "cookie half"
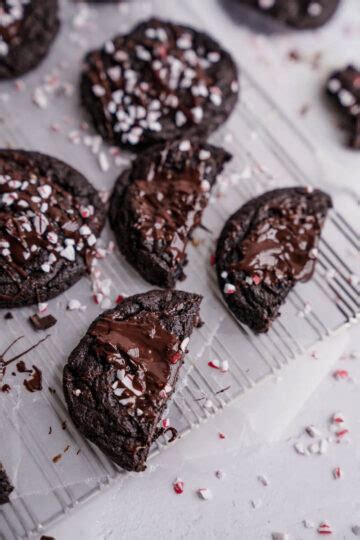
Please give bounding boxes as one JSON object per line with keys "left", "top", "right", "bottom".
{"left": 238, "top": 0, "right": 340, "bottom": 29}
{"left": 327, "top": 65, "right": 360, "bottom": 149}
{"left": 216, "top": 187, "right": 332, "bottom": 333}
{"left": 0, "top": 0, "right": 60, "bottom": 79}
{"left": 63, "top": 289, "right": 202, "bottom": 472}
{"left": 109, "top": 138, "right": 231, "bottom": 288}
{"left": 0, "top": 150, "right": 106, "bottom": 308}
{"left": 81, "top": 18, "right": 239, "bottom": 151}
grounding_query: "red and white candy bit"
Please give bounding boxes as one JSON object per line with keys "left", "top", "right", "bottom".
{"left": 169, "top": 351, "right": 182, "bottom": 364}
{"left": 197, "top": 488, "right": 213, "bottom": 500}
{"left": 317, "top": 522, "right": 333, "bottom": 535}
{"left": 333, "top": 369, "right": 349, "bottom": 380}
{"left": 208, "top": 360, "right": 221, "bottom": 370}
{"left": 162, "top": 418, "right": 170, "bottom": 429}
{"left": 335, "top": 429, "right": 349, "bottom": 439}
{"left": 173, "top": 478, "right": 184, "bottom": 494}
{"left": 333, "top": 467, "right": 343, "bottom": 479}
{"left": 210, "top": 254, "right": 216, "bottom": 266}
{"left": 38, "top": 302, "right": 48, "bottom": 314}
{"left": 223, "top": 283, "right": 236, "bottom": 295}
{"left": 252, "top": 274, "right": 262, "bottom": 285}
{"left": 332, "top": 412, "right": 345, "bottom": 424}
{"left": 218, "top": 432, "right": 226, "bottom": 440}
{"left": 208, "top": 359, "right": 229, "bottom": 372}
{"left": 115, "top": 295, "right": 124, "bottom": 304}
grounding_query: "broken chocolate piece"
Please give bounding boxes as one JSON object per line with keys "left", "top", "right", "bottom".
{"left": 29, "top": 313, "right": 57, "bottom": 331}
{"left": 0, "top": 463, "right": 14, "bottom": 505}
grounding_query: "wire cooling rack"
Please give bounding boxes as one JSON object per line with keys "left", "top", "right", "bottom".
{"left": 0, "top": 1, "right": 359, "bottom": 538}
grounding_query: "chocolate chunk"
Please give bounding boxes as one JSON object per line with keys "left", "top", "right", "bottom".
{"left": 0, "top": 463, "right": 13, "bottom": 505}
{"left": 216, "top": 187, "right": 332, "bottom": 333}
{"left": 81, "top": 18, "right": 239, "bottom": 151}
{"left": 0, "top": 150, "right": 106, "bottom": 308}
{"left": 23, "top": 365, "right": 42, "bottom": 392}
{"left": 238, "top": 0, "right": 340, "bottom": 29}
{"left": 326, "top": 65, "right": 360, "bottom": 149}
{"left": 109, "top": 139, "right": 231, "bottom": 287}
{"left": 63, "top": 289, "right": 202, "bottom": 472}
{"left": 29, "top": 313, "right": 57, "bottom": 331}
{"left": 0, "top": 0, "right": 60, "bottom": 79}
{"left": 4, "top": 312, "right": 13, "bottom": 319}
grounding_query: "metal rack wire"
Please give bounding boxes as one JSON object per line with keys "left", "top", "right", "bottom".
{"left": 0, "top": 1, "right": 359, "bottom": 538}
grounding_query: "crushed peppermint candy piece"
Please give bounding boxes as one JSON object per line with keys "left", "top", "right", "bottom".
{"left": 173, "top": 478, "right": 184, "bottom": 494}
{"left": 306, "top": 425, "right": 322, "bottom": 438}
{"left": 197, "top": 488, "right": 213, "bottom": 500}
{"left": 333, "top": 369, "right": 349, "bottom": 380}
{"left": 272, "top": 533, "right": 289, "bottom": 540}
{"left": 223, "top": 283, "right": 236, "bottom": 295}
{"left": 333, "top": 467, "right": 343, "bottom": 479}
{"left": 318, "top": 522, "right": 333, "bottom": 535}
{"left": 257, "top": 475, "right": 269, "bottom": 487}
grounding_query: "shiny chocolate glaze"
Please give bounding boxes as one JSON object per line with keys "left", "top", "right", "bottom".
{"left": 236, "top": 196, "right": 321, "bottom": 284}
{"left": 91, "top": 312, "right": 180, "bottom": 418}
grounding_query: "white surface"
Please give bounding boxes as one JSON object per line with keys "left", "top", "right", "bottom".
{"left": 43, "top": 1, "right": 360, "bottom": 539}
{"left": 1, "top": 0, "right": 359, "bottom": 538}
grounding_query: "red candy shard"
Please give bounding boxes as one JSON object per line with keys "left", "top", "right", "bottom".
{"left": 173, "top": 478, "right": 184, "bottom": 494}
{"left": 169, "top": 351, "right": 182, "bottom": 364}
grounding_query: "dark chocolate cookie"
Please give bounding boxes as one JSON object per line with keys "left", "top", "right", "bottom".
{"left": 0, "top": 0, "right": 60, "bottom": 79}
{"left": 238, "top": 0, "right": 340, "bottom": 29}
{"left": 0, "top": 463, "right": 13, "bottom": 505}
{"left": 216, "top": 187, "right": 332, "bottom": 333}
{"left": 63, "top": 289, "right": 202, "bottom": 472}
{"left": 81, "top": 18, "right": 239, "bottom": 151}
{"left": 0, "top": 150, "right": 106, "bottom": 308}
{"left": 109, "top": 138, "right": 231, "bottom": 288}
{"left": 327, "top": 65, "right": 360, "bottom": 149}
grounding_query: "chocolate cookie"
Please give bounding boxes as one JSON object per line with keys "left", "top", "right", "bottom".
{"left": 327, "top": 65, "right": 360, "bottom": 149}
{"left": 238, "top": 0, "right": 340, "bottom": 29}
{"left": 216, "top": 187, "right": 332, "bottom": 333}
{"left": 81, "top": 18, "right": 239, "bottom": 151}
{"left": 0, "top": 463, "right": 13, "bottom": 505}
{"left": 0, "top": 0, "right": 60, "bottom": 79}
{"left": 0, "top": 150, "right": 106, "bottom": 308}
{"left": 109, "top": 139, "right": 231, "bottom": 288}
{"left": 63, "top": 289, "right": 202, "bottom": 472}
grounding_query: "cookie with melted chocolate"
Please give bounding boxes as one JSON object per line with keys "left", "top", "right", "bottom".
{"left": 63, "top": 289, "right": 202, "bottom": 472}
{"left": 109, "top": 139, "right": 231, "bottom": 288}
{"left": 238, "top": 0, "right": 340, "bottom": 29}
{"left": 0, "top": 463, "right": 13, "bottom": 505}
{"left": 216, "top": 187, "right": 332, "bottom": 333}
{"left": 0, "top": 0, "right": 60, "bottom": 79}
{"left": 0, "top": 150, "right": 106, "bottom": 308}
{"left": 326, "top": 65, "right": 360, "bottom": 149}
{"left": 81, "top": 18, "right": 239, "bottom": 151}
